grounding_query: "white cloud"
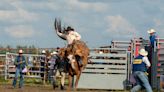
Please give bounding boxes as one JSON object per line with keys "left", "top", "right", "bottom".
{"left": 105, "top": 15, "right": 138, "bottom": 38}
{"left": 5, "top": 25, "right": 35, "bottom": 38}
{"left": 0, "top": 10, "right": 16, "bottom": 20}
{"left": 44, "top": 0, "right": 108, "bottom": 12}
{"left": 0, "top": 1, "right": 40, "bottom": 23}
{"left": 160, "top": 6, "right": 164, "bottom": 12}
{"left": 17, "top": 8, "right": 39, "bottom": 22}
{"left": 153, "top": 18, "right": 164, "bottom": 37}
{"left": 69, "top": 0, "right": 108, "bottom": 12}
{"left": 154, "top": 18, "right": 162, "bottom": 27}
{"left": 0, "top": 0, "right": 163, "bottom": 48}
{"left": 0, "top": 9, "right": 38, "bottom": 22}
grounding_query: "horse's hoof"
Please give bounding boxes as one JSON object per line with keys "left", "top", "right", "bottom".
{"left": 53, "top": 84, "right": 58, "bottom": 89}
{"left": 60, "top": 85, "right": 65, "bottom": 90}
{"left": 53, "top": 84, "right": 56, "bottom": 89}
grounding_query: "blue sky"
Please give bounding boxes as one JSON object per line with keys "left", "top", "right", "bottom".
{"left": 0, "top": 0, "right": 164, "bottom": 48}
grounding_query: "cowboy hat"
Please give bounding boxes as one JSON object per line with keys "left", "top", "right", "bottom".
{"left": 19, "top": 49, "right": 23, "bottom": 54}
{"left": 147, "top": 29, "right": 156, "bottom": 34}
{"left": 65, "top": 26, "right": 74, "bottom": 31}
{"left": 139, "top": 48, "right": 148, "bottom": 56}
{"left": 51, "top": 51, "right": 58, "bottom": 55}
{"left": 41, "top": 50, "right": 46, "bottom": 54}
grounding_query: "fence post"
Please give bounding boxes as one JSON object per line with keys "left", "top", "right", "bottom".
{"left": 43, "top": 67, "right": 46, "bottom": 84}
{"left": 5, "top": 52, "right": 9, "bottom": 80}
{"left": 43, "top": 56, "right": 47, "bottom": 85}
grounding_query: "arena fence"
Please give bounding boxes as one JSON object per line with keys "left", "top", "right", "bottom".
{"left": 110, "top": 40, "right": 133, "bottom": 81}
{"left": 5, "top": 52, "right": 46, "bottom": 83}
{"left": 111, "top": 40, "right": 132, "bottom": 50}
{"left": 78, "top": 48, "right": 128, "bottom": 90}
{"left": 1, "top": 38, "right": 162, "bottom": 91}
{"left": 152, "top": 38, "right": 164, "bottom": 91}
{"left": 0, "top": 48, "right": 130, "bottom": 90}
{"left": 0, "top": 54, "right": 6, "bottom": 77}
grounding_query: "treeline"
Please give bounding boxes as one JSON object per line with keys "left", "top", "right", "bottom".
{"left": 0, "top": 45, "right": 55, "bottom": 54}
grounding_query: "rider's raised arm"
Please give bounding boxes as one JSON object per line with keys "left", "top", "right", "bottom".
{"left": 54, "top": 18, "right": 67, "bottom": 40}
{"left": 56, "top": 29, "right": 67, "bottom": 40}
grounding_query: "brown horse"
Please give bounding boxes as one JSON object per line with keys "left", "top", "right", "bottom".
{"left": 54, "top": 18, "right": 89, "bottom": 91}
{"left": 58, "top": 41, "right": 89, "bottom": 91}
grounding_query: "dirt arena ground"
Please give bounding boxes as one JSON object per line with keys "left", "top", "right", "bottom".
{"left": 0, "top": 84, "right": 127, "bottom": 92}
{"left": 0, "top": 84, "right": 57, "bottom": 92}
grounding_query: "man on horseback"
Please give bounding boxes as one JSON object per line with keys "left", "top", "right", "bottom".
{"left": 56, "top": 26, "right": 83, "bottom": 66}
{"left": 56, "top": 26, "right": 81, "bottom": 45}
{"left": 54, "top": 19, "right": 90, "bottom": 91}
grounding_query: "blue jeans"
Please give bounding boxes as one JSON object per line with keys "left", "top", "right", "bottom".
{"left": 49, "top": 69, "right": 56, "bottom": 85}
{"left": 131, "top": 71, "right": 153, "bottom": 92}
{"left": 12, "top": 68, "right": 24, "bottom": 88}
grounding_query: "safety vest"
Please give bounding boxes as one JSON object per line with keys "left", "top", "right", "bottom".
{"left": 132, "top": 55, "right": 147, "bottom": 72}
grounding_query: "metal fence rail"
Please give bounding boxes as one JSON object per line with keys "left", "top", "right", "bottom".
{"left": 0, "top": 54, "right": 6, "bottom": 77}
{"left": 78, "top": 48, "right": 128, "bottom": 90}
{"left": 154, "top": 38, "right": 164, "bottom": 91}
{"left": 5, "top": 53, "right": 46, "bottom": 81}
{"left": 111, "top": 40, "right": 132, "bottom": 50}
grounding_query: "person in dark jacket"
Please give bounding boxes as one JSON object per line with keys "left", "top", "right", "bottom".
{"left": 48, "top": 51, "right": 59, "bottom": 89}
{"left": 40, "top": 50, "right": 46, "bottom": 81}
{"left": 147, "top": 29, "right": 157, "bottom": 48}
{"left": 131, "top": 48, "right": 153, "bottom": 92}
{"left": 12, "top": 49, "right": 26, "bottom": 88}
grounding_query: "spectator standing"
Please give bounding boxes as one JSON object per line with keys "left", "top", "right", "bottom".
{"left": 147, "top": 29, "right": 157, "bottom": 48}
{"left": 48, "top": 51, "right": 59, "bottom": 88}
{"left": 40, "top": 50, "right": 46, "bottom": 81}
{"left": 12, "top": 49, "right": 26, "bottom": 88}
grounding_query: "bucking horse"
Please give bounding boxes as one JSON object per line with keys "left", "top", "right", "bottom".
{"left": 54, "top": 18, "right": 90, "bottom": 91}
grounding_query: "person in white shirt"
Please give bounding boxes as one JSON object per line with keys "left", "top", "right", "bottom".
{"left": 56, "top": 26, "right": 81, "bottom": 45}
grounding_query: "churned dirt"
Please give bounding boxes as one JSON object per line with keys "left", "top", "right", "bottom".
{"left": 0, "top": 84, "right": 126, "bottom": 92}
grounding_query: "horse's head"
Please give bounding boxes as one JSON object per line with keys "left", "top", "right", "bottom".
{"left": 58, "top": 48, "right": 67, "bottom": 59}
{"left": 44, "top": 50, "right": 51, "bottom": 61}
